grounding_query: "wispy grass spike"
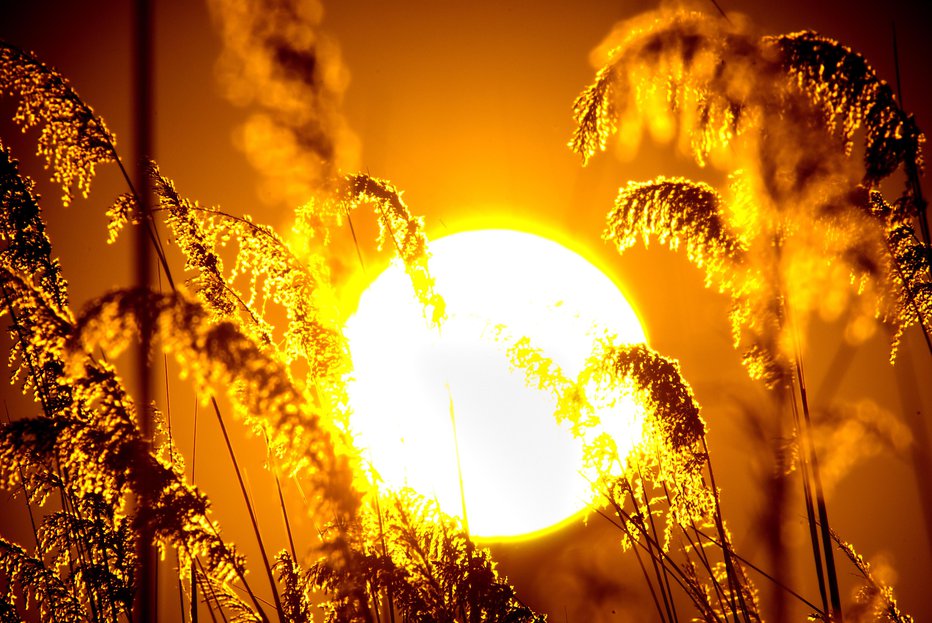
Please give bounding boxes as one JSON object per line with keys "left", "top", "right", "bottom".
{"left": 771, "top": 31, "right": 925, "bottom": 185}
{"left": 0, "top": 42, "right": 116, "bottom": 206}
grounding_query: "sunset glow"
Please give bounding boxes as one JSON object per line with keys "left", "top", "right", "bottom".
{"left": 345, "top": 229, "right": 646, "bottom": 539}
{"left": 1, "top": 0, "right": 930, "bottom": 619}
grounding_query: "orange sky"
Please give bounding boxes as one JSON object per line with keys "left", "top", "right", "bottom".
{"left": 2, "top": 0, "right": 931, "bottom": 621}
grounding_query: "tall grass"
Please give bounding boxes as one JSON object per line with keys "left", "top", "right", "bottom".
{"left": 0, "top": 3, "right": 928, "bottom": 622}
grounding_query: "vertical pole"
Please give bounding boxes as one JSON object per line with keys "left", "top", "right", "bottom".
{"left": 133, "top": 0, "right": 156, "bottom": 620}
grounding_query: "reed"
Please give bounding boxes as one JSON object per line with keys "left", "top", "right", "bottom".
{"left": 0, "top": 3, "right": 926, "bottom": 622}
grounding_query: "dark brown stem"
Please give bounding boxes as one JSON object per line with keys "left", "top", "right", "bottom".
{"left": 792, "top": 353, "right": 843, "bottom": 622}
{"left": 701, "top": 438, "right": 754, "bottom": 622}
{"left": 787, "top": 374, "right": 829, "bottom": 617}
{"left": 623, "top": 476, "right": 676, "bottom": 623}
{"left": 211, "top": 397, "right": 280, "bottom": 620}
{"left": 596, "top": 501, "right": 669, "bottom": 623}
{"left": 694, "top": 530, "right": 824, "bottom": 614}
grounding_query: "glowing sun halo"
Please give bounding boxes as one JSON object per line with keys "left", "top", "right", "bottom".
{"left": 345, "top": 229, "right": 646, "bottom": 540}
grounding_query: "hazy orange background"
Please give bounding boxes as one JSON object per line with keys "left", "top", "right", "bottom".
{"left": 2, "top": 0, "right": 931, "bottom": 621}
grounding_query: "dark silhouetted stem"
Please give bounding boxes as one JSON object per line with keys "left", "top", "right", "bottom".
{"left": 793, "top": 356, "right": 843, "bottom": 623}
{"left": 598, "top": 501, "right": 668, "bottom": 623}
{"left": 211, "top": 397, "right": 281, "bottom": 620}
{"left": 788, "top": 376, "right": 828, "bottom": 617}
{"left": 623, "top": 477, "right": 675, "bottom": 623}
{"left": 701, "top": 439, "right": 753, "bottom": 623}
{"left": 694, "top": 529, "right": 824, "bottom": 614}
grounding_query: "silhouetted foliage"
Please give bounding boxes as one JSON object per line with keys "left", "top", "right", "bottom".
{"left": 0, "top": 4, "right": 923, "bottom": 622}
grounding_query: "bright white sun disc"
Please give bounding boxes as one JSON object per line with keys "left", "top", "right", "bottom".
{"left": 345, "top": 229, "right": 646, "bottom": 540}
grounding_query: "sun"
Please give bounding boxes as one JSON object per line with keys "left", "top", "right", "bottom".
{"left": 344, "top": 229, "right": 646, "bottom": 540}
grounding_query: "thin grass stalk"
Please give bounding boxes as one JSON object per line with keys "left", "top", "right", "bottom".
{"left": 263, "top": 431, "right": 297, "bottom": 563}
{"left": 232, "top": 584, "right": 276, "bottom": 609}
{"left": 2, "top": 404, "right": 40, "bottom": 552}
{"left": 706, "top": 0, "right": 729, "bottom": 20}
{"left": 766, "top": 238, "right": 831, "bottom": 619}
{"left": 595, "top": 503, "right": 667, "bottom": 623}
{"left": 101, "top": 139, "right": 175, "bottom": 290}
{"left": 191, "top": 559, "right": 219, "bottom": 623}
{"left": 184, "top": 456, "right": 270, "bottom": 622}
{"left": 210, "top": 397, "right": 279, "bottom": 621}
{"left": 792, "top": 350, "right": 843, "bottom": 622}
{"left": 54, "top": 461, "right": 104, "bottom": 621}
{"left": 622, "top": 477, "right": 675, "bottom": 623}
{"left": 194, "top": 558, "right": 226, "bottom": 623}
{"left": 345, "top": 206, "right": 366, "bottom": 272}
{"left": 694, "top": 530, "right": 825, "bottom": 615}
{"left": 47, "top": 459, "right": 85, "bottom": 619}
{"left": 191, "top": 399, "right": 198, "bottom": 483}
{"left": 634, "top": 469, "right": 682, "bottom": 623}
{"left": 787, "top": 378, "right": 829, "bottom": 616}
{"left": 660, "top": 481, "right": 729, "bottom": 618}
{"left": 602, "top": 492, "right": 722, "bottom": 622}
{"left": 700, "top": 440, "right": 753, "bottom": 622}
{"left": 275, "top": 473, "right": 297, "bottom": 563}
{"left": 447, "top": 387, "right": 470, "bottom": 536}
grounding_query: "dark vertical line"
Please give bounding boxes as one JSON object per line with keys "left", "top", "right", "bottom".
{"left": 794, "top": 361, "right": 842, "bottom": 623}
{"left": 788, "top": 378, "right": 828, "bottom": 617}
{"left": 132, "top": 0, "right": 156, "bottom": 620}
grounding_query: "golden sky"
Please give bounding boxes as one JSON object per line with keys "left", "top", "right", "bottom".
{"left": 2, "top": 0, "right": 931, "bottom": 620}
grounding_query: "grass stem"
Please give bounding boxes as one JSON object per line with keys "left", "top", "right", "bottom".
{"left": 210, "top": 397, "right": 278, "bottom": 622}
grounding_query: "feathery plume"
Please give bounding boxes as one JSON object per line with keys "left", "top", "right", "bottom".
{"left": 772, "top": 31, "right": 925, "bottom": 185}
{"left": 0, "top": 42, "right": 115, "bottom": 206}
{"left": 338, "top": 173, "right": 445, "bottom": 324}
